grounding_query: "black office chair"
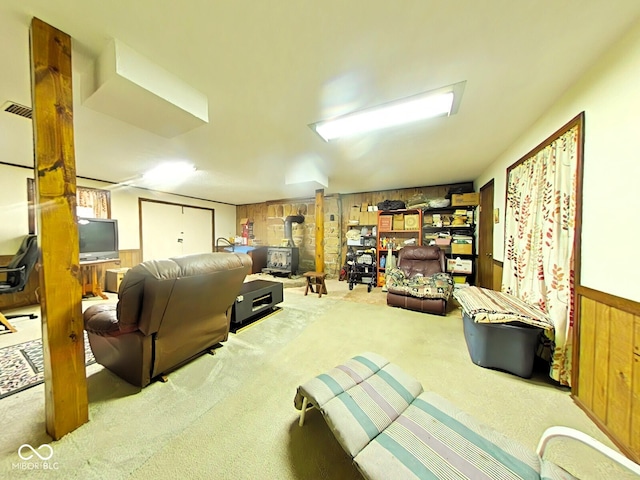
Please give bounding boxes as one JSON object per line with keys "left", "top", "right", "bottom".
{"left": 0, "top": 234, "right": 39, "bottom": 333}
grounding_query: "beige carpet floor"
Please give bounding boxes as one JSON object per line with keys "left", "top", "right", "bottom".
{"left": 0, "top": 279, "right": 636, "bottom": 479}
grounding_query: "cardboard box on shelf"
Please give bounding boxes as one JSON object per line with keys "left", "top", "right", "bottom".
{"left": 368, "top": 211, "right": 378, "bottom": 225}
{"left": 451, "top": 193, "right": 479, "bottom": 206}
{"left": 393, "top": 214, "right": 404, "bottom": 230}
{"left": 404, "top": 214, "right": 420, "bottom": 230}
{"left": 451, "top": 243, "right": 473, "bottom": 255}
{"left": 379, "top": 215, "right": 393, "bottom": 231}
{"left": 361, "top": 203, "right": 369, "bottom": 212}
{"left": 447, "top": 258, "right": 473, "bottom": 274}
{"left": 349, "top": 205, "right": 360, "bottom": 224}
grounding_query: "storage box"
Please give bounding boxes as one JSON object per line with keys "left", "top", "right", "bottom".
{"left": 393, "top": 214, "right": 404, "bottom": 230}
{"left": 379, "top": 215, "right": 393, "bottom": 231}
{"left": 360, "top": 203, "right": 369, "bottom": 212}
{"left": 447, "top": 258, "right": 472, "bottom": 274}
{"left": 105, "top": 268, "right": 129, "bottom": 293}
{"left": 349, "top": 205, "right": 361, "bottom": 223}
{"left": 451, "top": 243, "right": 473, "bottom": 255}
{"left": 404, "top": 214, "right": 420, "bottom": 230}
{"left": 462, "top": 312, "right": 542, "bottom": 378}
{"left": 368, "top": 211, "right": 378, "bottom": 225}
{"left": 451, "top": 192, "right": 479, "bottom": 206}
{"left": 435, "top": 236, "right": 452, "bottom": 246}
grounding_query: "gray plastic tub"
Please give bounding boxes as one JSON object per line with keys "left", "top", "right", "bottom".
{"left": 462, "top": 312, "right": 542, "bottom": 378}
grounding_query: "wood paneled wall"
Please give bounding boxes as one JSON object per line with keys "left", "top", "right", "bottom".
{"left": 0, "top": 253, "right": 39, "bottom": 309}
{"left": 236, "top": 182, "right": 474, "bottom": 275}
{"left": 118, "top": 249, "right": 142, "bottom": 268}
{"left": 0, "top": 249, "right": 142, "bottom": 311}
{"left": 574, "top": 285, "right": 640, "bottom": 462}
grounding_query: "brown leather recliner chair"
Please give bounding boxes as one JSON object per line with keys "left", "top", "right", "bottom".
{"left": 83, "top": 252, "right": 252, "bottom": 387}
{"left": 386, "top": 245, "right": 453, "bottom": 315}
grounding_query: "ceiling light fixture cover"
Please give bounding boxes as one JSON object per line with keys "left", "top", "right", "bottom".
{"left": 310, "top": 81, "right": 466, "bottom": 141}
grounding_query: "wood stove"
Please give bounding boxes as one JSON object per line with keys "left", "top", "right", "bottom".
{"left": 262, "top": 246, "right": 299, "bottom": 276}
{"left": 261, "top": 214, "right": 303, "bottom": 276}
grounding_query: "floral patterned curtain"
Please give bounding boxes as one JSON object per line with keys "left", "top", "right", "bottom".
{"left": 502, "top": 123, "right": 580, "bottom": 386}
{"left": 77, "top": 187, "right": 110, "bottom": 219}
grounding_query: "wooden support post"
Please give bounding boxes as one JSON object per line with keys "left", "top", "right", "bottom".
{"left": 315, "top": 189, "right": 325, "bottom": 273}
{"left": 30, "top": 17, "right": 88, "bottom": 439}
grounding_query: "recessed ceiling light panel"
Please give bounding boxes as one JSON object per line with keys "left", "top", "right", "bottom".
{"left": 310, "top": 81, "right": 465, "bottom": 141}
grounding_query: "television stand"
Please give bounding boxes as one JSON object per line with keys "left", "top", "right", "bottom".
{"left": 80, "top": 259, "right": 120, "bottom": 299}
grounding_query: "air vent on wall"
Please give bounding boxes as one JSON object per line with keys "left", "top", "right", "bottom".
{"left": 2, "top": 101, "right": 33, "bottom": 119}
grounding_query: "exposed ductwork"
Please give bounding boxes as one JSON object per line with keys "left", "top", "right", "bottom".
{"left": 283, "top": 215, "right": 304, "bottom": 247}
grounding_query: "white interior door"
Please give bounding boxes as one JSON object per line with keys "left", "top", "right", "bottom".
{"left": 141, "top": 201, "right": 214, "bottom": 261}
{"left": 141, "top": 201, "right": 182, "bottom": 261}
{"left": 180, "top": 206, "right": 213, "bottom": 255}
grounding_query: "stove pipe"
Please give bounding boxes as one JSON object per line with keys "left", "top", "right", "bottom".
{"left": 283, "top": 215, "right": 304, "bottom": 247}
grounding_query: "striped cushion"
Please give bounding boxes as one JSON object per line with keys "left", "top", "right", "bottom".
{"left": 453, "top": 286, "right": 553, "bottom": 330}
{"left": 294, "top": 352, "right": 390, "bottom": 410}
{"left": 322, "top": 363, "right": 423, "bottom": 457}
{"left": 354, "top": 391, "right": 544, "bottom": 480}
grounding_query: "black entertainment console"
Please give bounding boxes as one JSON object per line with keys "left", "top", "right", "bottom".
{"left": 231, "top": 280, "right": 283, "bottom": 326}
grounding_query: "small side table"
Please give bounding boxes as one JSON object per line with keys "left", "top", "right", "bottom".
{"left": 303, "top": 272, "right": 328, "bottom": 298}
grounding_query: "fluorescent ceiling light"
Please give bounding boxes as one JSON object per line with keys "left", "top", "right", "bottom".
{"left": 143, "top": 162, "right": 196, "bottom": 182}
{"left": 310, "top": 81, "right": 465, "bottom": 141}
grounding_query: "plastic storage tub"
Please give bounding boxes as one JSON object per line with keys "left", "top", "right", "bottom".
{"left": 462, "top": 312, "right": 542, "bottom": 378}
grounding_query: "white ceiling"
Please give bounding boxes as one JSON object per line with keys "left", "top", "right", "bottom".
{"left": 1, "top": 1, "right": 640, "bottom": 205}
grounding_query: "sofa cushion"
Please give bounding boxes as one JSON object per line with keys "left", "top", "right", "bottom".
{"left": 397, "top": 245, "right": 444, "bottom": 278}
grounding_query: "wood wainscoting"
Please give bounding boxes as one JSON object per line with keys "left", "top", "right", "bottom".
{"left": 0, "top": 253, "right": 39, "bottom": 309}
{"left": 0, "top": 249, "right": 142, "bottom": 311}
{"left": 118, "top": 249, "right": 142, "bottom": 269}
{"left": 574, "top": 285, "right": 640, "bottom": 462}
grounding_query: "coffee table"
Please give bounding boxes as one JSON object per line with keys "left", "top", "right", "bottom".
{"left": 231, "top": 280, "right": 284, "bottom": 325}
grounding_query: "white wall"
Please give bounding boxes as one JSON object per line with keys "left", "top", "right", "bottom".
{"left": 0, "top": 163, "right": 237, "bottom": 254}
{"left": 0, "top": 166, "right": 31, "bottom": 254}
{"left": 475, "top": 18, "right": 640, "bottom": 302}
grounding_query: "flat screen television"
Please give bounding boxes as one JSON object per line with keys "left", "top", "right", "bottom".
{"left": 78, "top": 217, "right": 119, "bottom": 262}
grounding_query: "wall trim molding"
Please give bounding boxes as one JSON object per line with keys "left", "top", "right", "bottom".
{"left": 576, "top": 284, "right": 640, "bottom": 315}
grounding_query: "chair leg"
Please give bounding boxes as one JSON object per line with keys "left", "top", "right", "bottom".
{"left": 0, "top": 313, "right": 17, "bottom": 333}
{"left": 320, "top": 278, "right": 327, "bottom": 297}
{"left": 299, "top": 396, "right": 309, "bottom": 426}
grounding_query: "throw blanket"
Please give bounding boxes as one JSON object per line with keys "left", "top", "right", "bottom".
{"left": 453, "top": 286, "right": 554, "bottom": 330}
{"left": 386, "top": 268, "right": 454, "bottom": 301}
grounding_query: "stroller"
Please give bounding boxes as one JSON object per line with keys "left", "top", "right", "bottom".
{"left": 346, "top": 247, "right": 377, "bottom": 292}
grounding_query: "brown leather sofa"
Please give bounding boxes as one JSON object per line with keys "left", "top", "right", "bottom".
{"left": 83, "top": 252, "right": 252, "bottom": 387}
{"left": 386, "top": 245, "right": 453, "bottom": 315}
